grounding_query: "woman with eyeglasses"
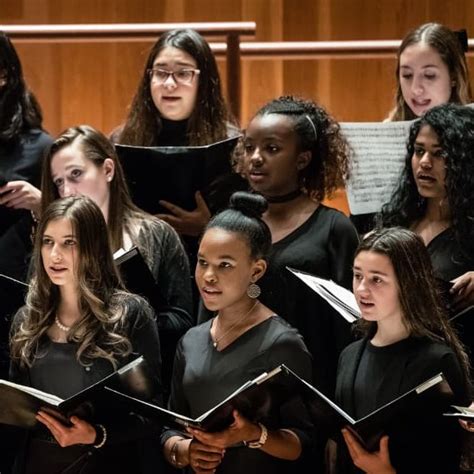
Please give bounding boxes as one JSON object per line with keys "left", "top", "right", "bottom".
{"left": 113, "top": 28, "right": 242, "bottom": 239}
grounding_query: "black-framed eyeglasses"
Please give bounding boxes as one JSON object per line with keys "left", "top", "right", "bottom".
{"left": 147, "top": 68, "right": 200, "bottom": 85}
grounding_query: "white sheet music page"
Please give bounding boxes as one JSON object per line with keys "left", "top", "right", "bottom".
{"left": 341, "top": 120, "right": 413, "bottom": 215}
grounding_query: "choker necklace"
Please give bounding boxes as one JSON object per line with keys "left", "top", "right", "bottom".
{"left": 55, "top": 315, "right": 71, "bottom": 332}
{"left": 264, "top": 189, "right": 302, "bottom": 204}
{"left": 212, "top": 300, "right": 259, "bottom": 349}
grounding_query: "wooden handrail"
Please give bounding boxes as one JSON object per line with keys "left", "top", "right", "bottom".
{"left": 211, "top": 40, "right": 474, "bottom": 58}
{"left": 1, "top": 22, "right": 256, "bottom": 119}
{"left": 1, "top": 22, "right": 256, "bottom": 42}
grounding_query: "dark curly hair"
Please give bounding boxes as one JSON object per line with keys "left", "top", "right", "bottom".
{"left": 118, "top": 29, "right": 232, "bottom": 146}
{"left": 0, "top": 31, "right": 43, "bottom": 142}
{"left": 388, "top": 23, "right": 472, "bottom": 121}
{"left": 377, "top": 103, "right": 474, "bottom": 260}
{"left": 250, "top": 96, "right": 350, "bottom": 201}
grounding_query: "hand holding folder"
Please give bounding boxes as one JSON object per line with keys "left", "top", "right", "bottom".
{"left": 0, "top": 356, "right": 154, "bottom": 428}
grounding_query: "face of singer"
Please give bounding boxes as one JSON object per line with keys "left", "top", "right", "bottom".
{"left": 50, "top": 141, "right": 114, "bottom": 221}
{"left": 353, "top": 251, "right": 404, "bottom": 327}
{"left": 411, "top": 124, "right": 447, "bottom": 202}
{"left": 41, "top": 218, "right": 78, "bottom": 288}
{"left": 150, "top": 46, "right": 199, "bottom": 121}
{"left": 196, "top": 227, "right": 265, "bottom": 313}
{"left": 399, "top": 43, "right": 452, "bottom": 117}
{"left": 243, "top": 114, "right": 308, "bottom": 196}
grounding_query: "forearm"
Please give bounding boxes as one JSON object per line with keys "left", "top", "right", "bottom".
{"left": 253, "top": 427, "right": 302, "bottom": 461}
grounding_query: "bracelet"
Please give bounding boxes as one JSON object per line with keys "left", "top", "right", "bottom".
{"left": 93, "top": 424, "right": 107, "bottom": 449}
{"left": 170, "top": 438, "right": 185, "bottom": 468}
{"left": 244, "top": 423, "right": 268, "bottom": 449}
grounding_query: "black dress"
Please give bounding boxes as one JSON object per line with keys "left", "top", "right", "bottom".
{"left": 9, "top": 295, "right": 163, "bottom": 474}
{"left": 258, "top": 205, "right": 359, "bottom": 396}
{"left": 335, "top": 336, "right": 469, "bottom": 473}
{"left": 161, "top": 315, "right": 315, "bottom": 474}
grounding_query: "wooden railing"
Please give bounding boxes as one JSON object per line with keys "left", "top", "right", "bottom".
{"left": 1, "top": 22, "right": 256, "bottom": 119}
{"left": 3, "top": 22, "right": 473, "bottom": 118}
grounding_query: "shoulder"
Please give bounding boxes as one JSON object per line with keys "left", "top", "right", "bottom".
{"left": 115, "top": 292, "right": 156, "bottom": 327}
{"left": 137, "top": 215, "right": 181, "bottom": 244}
{"left": 318, "top": 205, "right": 357, "bottom": 232}
{"left": 340, "top": 337, "right": 365, "bottom": 361}
{"left": 109, "top": 124, "right": 125, "bottom": 144}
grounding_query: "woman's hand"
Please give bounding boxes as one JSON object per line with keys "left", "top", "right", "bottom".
{"left": 188, "top": 439, "right": 225, "bottom": 473}
{"left": 459, "top": 401, "right": 474, "bottom": 432}
{"left": 0, "top": 180, "right": 41, "bottom": 213}
{"left": 342, "top": 428, "right": 396, "bottom": 474}
{"left": 156, "top": 191, "right": 211, "bottom": 236}
{"left": 187, "top": 410, "right": 261, "bottom": 450}
{"left": 451, "top": 272, "right": 474, "bottom": 310}
{"left": 36, "top": 410, "right": 97, "bottom": 447}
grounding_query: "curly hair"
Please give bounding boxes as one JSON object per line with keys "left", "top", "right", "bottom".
{"left": 10, "top": 196, "right": 136, "bottom": 368}
{"left": 354, "top": 227, "right": 470, "bottom": 388}
{"left": 0, "top": 31, "right": 43, "bottom": 142}
{"left": 388, "top": 23, "right": 472, "bottom": 121}
{"left": 118, "top": 29, "right": 232, "bottom": 146}
{"left": 377, "top": 103, "right": 474, "bottom": 260}
{"left": 249, "top": 96, "right": 350, "bottom": 201}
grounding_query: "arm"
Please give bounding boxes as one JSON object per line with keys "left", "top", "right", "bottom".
{"left": 139, "top": 219, "right": 194, "bottom": 334}
{"left": 451, "top": 271, "right": 474, "bottom": 310}
{"left": 0, "top": 181, "right": 41, "bottom": 214}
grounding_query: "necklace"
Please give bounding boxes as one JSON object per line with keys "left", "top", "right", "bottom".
{"left": 264, "top": 189, "right": 302, "bottom": 204}
{"left": 212, "top": 300, "right": 259, "bottom": 349}
{"left": 55, "top": 315, "right": 71, "bottom": 332}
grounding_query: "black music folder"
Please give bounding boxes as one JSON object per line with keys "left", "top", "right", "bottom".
{"left": 116, "top": 135, "right": 241, "bottom": 215}
{"left": 288, "top": 367, "right": 452, "bottom": 451}
{"left": 105, "top": 365, "right": 296, "bottom": 432}
{"left": 0, "top": 356, "right": 154, "bottom": 428}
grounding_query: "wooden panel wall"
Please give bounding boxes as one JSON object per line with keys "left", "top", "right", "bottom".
{"left": 3, "top": 0, "right": 474, "bottom": 136}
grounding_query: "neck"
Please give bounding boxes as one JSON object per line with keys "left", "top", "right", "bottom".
{"left": 424, "top": 197, "right": 450, "bottom": 223}
{"left": 263, "top": 189, "right": 302, "bottom": 204}
{"left": 57, "top": 285, "right": 81, "bottom": 325}
{"left": 371, "top": 318, "right": 410, "bottom": 347}
{"left": 217, "top": 299, "right": 259, "bottom": 328}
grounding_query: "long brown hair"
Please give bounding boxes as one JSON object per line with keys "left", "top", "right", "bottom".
{"left": 388, "top": 23, "right": 472, "bottom": 121}
{"left": 355, "top": 227, "right": 470, "bottom": 383}
{"left": 118, "top": 28, "right": 232, "bottom": 146}
{"left": 41, "top": 125, "right": 148, "bottom": 252}
{"left": 11, "top": 196, "right": 134, "bottom": 368}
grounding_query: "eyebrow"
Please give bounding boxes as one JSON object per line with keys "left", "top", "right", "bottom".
{"left": 51, "top": 164, "right": 84, "bottom": 178}
{"left": 414, "top": 140, "right": 441, "bottom": 147}
{"left": 152, "top": 61, "right": 196, "bottom": 68}
{"left": 400, "top": 64, "right": 440, "bottom": 69}
{"left": 198, "top": 253, "right": 237, "bottom": 261}
{"left": 43, "top": 234, "right": 76, "bottom": 239}
{"left": 353, "top": 266, "right": 389, "bottom": 276}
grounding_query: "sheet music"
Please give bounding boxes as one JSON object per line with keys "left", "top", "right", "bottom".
{"left": 341, "top": 121, "right": 413, "bottom": 215}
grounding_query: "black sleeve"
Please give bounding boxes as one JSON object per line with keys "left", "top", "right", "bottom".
{"left": 264, "top": 331, "right": 315, "bottom": 454}
{"left": 141, "top": 220, "right": 194, "bottom": 335}
{"left": 105, "top": 297, "right": 163, "bottom": 446}
{"left": 328, "top": 213, "right": 360, "bottom": 356}
{"left": 159, "top": 338, "right": 189, "bottom": 446}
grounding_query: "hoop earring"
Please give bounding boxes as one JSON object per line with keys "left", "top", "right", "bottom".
{"left": 247, "top": 283, "right": 261, "bottom": 299}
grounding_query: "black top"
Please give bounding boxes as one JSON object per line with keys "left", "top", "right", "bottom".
{"left": 0, "top": 129, "right": 52, "bottom": 380}
{"left": 336, "top": 336, "right": 469, "bottom": 473}
{"left": 9, "top": 294, "right": 163, "bottom": 474}
{"left": 161, "top": 315, "right": 314, "bottom": 474}
{"left": 259, "top": 205, "right": 359, "bottom": 395}
{"left": 427, "top": 228, "right": 474, "bottom": 382}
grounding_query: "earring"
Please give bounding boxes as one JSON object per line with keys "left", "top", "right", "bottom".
{"left": 247, "top": 283, "right": 261, "bottom": 299}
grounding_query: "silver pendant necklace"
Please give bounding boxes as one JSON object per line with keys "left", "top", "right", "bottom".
{"left": 212, "top": 300, "right": 259, "bottom": 349}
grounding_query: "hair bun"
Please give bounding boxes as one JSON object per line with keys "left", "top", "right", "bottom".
{"left": 229, "top": 191, "right": 268, "bottom": 218}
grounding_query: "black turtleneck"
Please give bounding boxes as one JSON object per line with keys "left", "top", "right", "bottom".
{"left": 157, "top": 118, "right": 189, "bottom": 146}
